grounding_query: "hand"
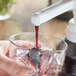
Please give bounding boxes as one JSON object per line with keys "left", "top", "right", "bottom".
{"left": 0, "top": 41, "right": 29, "bottom": 76}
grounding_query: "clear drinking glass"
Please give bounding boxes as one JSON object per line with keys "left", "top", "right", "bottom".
{"left": 9, "top": 32, "right": 67, "bottom": 76}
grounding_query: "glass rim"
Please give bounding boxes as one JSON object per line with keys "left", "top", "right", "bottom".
{"left": 9, "top": 32, "right": 68, "bottom": 52}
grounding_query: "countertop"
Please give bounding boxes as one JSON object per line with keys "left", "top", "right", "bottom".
{"left": 0, "top": 18, "right": 68, "bottom": 40}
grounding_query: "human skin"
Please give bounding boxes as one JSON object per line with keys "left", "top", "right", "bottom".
{"left": 0, "top": 41, "right": 29, "bottom": 76}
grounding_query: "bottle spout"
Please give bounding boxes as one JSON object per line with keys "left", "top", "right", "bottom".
{"left": 31, "top": 0, "right": 73, "bottom": 26}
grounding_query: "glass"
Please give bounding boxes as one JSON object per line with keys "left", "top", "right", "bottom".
{"left": 9, "top": 32, "right": 67, "bottom": 76}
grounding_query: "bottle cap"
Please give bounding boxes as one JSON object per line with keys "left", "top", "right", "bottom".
{"left": 66, "top": 18, "right": 76, "bottom": 43}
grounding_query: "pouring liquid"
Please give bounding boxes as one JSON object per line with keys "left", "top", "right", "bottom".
{"left": 35, "top": 26, "right": 39, "bottom": 50}
{"left": 35, "top": 26, "right": 41, "bottom": 76}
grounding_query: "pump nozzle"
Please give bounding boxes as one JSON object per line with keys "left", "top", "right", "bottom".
{"left": 31, "top": 0, "right": 73, "bottom": 26}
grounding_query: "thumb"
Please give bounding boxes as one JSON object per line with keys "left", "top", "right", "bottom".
{"left": 0, "top": 49, "right": 29, "bottom": 76}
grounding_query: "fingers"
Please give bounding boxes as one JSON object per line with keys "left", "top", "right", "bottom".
{"left": 0, "top": 41, "right": 9, "bottom": 48}
{"left": 0, "top": 69, "right": 10, "bottom": 76}
{"left": 0, "top": 40, "right": 42, "bottom": 76}
{"left": 0, "top": 54, "right": 29, "bottom": 76}
{"left": 0, "top": 40, "right": 32, "bottom": 76}
{"left": 16, "top": 40, "right": 33, "bottom": 49}
{"left": 0, "top": 41, "right": 9, "bottom": 54}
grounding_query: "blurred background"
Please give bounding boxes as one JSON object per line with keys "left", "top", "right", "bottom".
{"left": 0, "top": 0, "right": 73, "bottom": 40}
